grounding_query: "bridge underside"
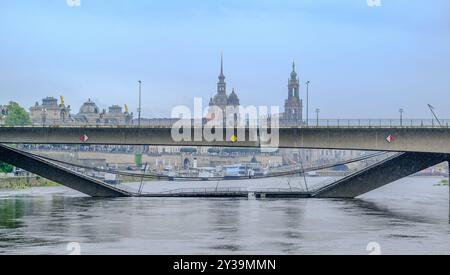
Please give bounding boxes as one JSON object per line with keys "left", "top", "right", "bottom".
{"left": 0, "top": 144, "right": 131, "bottom": 197}
{"left": 0, "top": 144, "right": 448, "bottom": 198}
{"left": 313, "top": 152, "right": 449, "bottom": 198}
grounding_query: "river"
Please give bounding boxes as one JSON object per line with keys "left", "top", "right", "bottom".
{"left": 0, "top": 176, "right": 449, "bottom": 255}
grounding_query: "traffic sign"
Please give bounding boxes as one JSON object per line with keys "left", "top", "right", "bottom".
{"left": 386, "top": 135, "right": 396, "bottom": 143}
{"left": 80, "top": 134, "right": 89, "bottom": 142}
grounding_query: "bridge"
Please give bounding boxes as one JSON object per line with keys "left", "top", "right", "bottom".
{"left": 1, "top": 124, "right": 450, "bottom": 153}
{"left": 0, "top": 123, "right": 449, "bottom": 198}
{"left": 0, "top": 144, "right": 132, "bottom": 197}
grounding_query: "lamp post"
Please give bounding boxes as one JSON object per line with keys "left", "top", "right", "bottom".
{"left": 315, "top": 108, "right": 320, "bottom": 127}
{"left": 306, "top": 81, "right": 310, "bottom": 125}
{"left": 138, "top": 80, "right": 142, "bottom": 127}
{"left": 399, "top": 108, "right": 404, "bottom": 127}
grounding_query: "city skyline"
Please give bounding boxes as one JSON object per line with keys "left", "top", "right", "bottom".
{"left": 1, "top": 0, "right": 450, "bottom": 119}
{"left": 2, "top": 1, "right": 450, "bottom": 257}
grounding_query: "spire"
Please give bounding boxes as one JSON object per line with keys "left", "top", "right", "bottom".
{"left": 218, "top": 52, "right": 225, "bottom": 82}
{"left": 221, "top": 52, "right": 224, "bottom": 75}
{"left": 290, "top": 59, "right": 297, "bottom": 79}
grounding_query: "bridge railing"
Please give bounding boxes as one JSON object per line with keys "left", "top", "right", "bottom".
{"left": 156, "top": 187, "right": 308, "bottom": 195}
{"left": 159, "top": 187, "right": 249, "bottom": 195}
{"left": 301, "top": 119, "right": 450, "bottom": 128}
{"left": 19, "top": 118, "right": 450, "bottom": 128}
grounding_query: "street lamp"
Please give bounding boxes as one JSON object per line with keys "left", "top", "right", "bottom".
{"left": 315, "top": 108, "right": 320, "bottom": 127}
{"left": 399, "top": 108, "right": 404, "bottom": 127}
{"left": 138, "top": 80, "right": 142, "bottom": 127}
{"left": 305, "top": 81, "right": 310, "bottom": 125}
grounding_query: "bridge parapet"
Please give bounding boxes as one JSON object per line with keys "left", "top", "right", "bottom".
{"left": 2, "top": 124, "right": 450, "bottom": 154}
{"left": 4, "top": 118, "right": 449, "bottom": 128}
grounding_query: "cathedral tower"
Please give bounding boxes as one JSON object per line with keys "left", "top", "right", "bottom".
{"left": 284, "top": 61, "right": 303, "bottom": 123}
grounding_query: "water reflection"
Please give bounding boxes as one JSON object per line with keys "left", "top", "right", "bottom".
{"left": 0, "top": 199, "right": 26, "bottom": 229}
{"left": 0, "top": 177, "right": 449, "bottom": 254}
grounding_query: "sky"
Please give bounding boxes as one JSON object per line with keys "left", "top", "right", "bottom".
{"left": 1, "top": 0, "right": 449, "bottom": 119}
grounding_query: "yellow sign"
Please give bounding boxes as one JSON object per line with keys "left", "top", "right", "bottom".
{"left": 230, "top": 135, "right": 238, "bottom": 143}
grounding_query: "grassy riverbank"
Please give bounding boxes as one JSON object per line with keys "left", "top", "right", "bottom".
{"left": 0, "top": 176, "right": 59, "bottom": 190}
{"left": 434, "top": 179, "right": 449, "bottom": 186}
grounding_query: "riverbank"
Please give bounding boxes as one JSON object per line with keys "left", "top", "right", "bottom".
{"left": 434, "top": 179, "right": 449, "bottom": 186}
{"left": 0, "top": 176, "right": 59, "bottom": 190}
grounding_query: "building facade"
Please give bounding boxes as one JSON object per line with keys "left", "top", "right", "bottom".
{"left": 102, "top": 105, "right": 133, "bottom": 125}
{"left": 73, "top": 99, "right": 133, "bottom": 125}
{"left": 73, "top": 99, "right": 102, "bottom": 124}
{"left": 29, "top": 97, "right": 72, "bottom": 125}
{"left": 30, "top": 97, "right": 133, "bottom": 126}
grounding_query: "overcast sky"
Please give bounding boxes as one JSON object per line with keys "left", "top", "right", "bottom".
{"left": 1, "top": 0, "right": 449, "bottom": 119}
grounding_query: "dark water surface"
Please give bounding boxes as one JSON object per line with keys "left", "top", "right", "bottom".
{"left": 0, "top": 177, "right": 449, "bottom": 255}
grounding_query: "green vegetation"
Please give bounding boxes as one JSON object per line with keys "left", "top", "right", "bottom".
{"left": 434, "top": 179, "right": 449, "bottom": 186}
{"left": 4, "top": 101, "right": 31, "bottom": 126}
{"left": 0, "top": 161, "right": 13, "bottom": 173}
{"left": 0, "top": 177, "right": 59, "bottom": 190}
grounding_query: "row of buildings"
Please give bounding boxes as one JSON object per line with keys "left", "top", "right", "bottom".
{"left": 27, "top": 56, "right": 304, "bottom": 126}
{"left": 29, "top": 97, "right": 133, "bottom": 126}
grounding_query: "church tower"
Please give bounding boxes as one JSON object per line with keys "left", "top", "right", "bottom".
{"left": 284, "top": 61, "right": 303, "bottom": 123}
{"left": 209, "top": 53, "right": 229, "bottom": 110}
{"left": 207, "top": 54, "right": 241, "bottom": 124}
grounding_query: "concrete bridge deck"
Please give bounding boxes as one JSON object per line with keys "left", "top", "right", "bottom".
{"left": 1, "top": 126, "right": 450, "bottom": 154}
{"left": 0, "top": 144, "right": 132, "bottom": 197}
{"left": 312, "top": 152, "right": 450, "bottom": 198}
{"left": 0, "top": 143, "right": 447, "bottom": 198}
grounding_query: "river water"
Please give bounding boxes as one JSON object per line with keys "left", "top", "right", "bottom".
{"left": 0, "top": 177, "right": 449, "bottom": 255}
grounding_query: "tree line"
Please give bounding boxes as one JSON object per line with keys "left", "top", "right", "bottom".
{"left": 1, "top": 102, "right": 30, "bottom": 173}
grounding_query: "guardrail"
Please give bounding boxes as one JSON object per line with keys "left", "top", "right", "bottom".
{"left": 158, "top": 187, "right": 310, "bottom": 195}
{"left": 4, "top": 118, "right": 450, "bottom": 128}
{"left": 302, "top": 119, "right": 450, "bottom": 128}
{"left": 159, "top": 187, "right": 249, "bottom": 195}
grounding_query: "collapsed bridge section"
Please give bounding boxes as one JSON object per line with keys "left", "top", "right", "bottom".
{"left": 313, "top": 152, "right": 449, "bottom": 198}
{"left": 0, "top": 144, "right": 132, "bottom": 197}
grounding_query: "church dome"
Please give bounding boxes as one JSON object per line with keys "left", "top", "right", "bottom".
{"left": 227, "top": 89, "right": 240, "bottom": 106}
{"left": 79, "top": 99, "right": 99, "bottom": 114}
{"left": 212, "top": 93, "right": 228, "bottom": 107}
{"left": 290, "top": 70, "right": 297, "bottom": 79}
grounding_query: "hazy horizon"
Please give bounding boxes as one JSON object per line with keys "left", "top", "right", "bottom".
{"left": 1, "top": 0, "right": 450, "bottom": 119}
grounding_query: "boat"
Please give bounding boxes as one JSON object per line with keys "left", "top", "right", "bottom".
{"left": 223, "top": 165, "right": 249, "bottom": 179}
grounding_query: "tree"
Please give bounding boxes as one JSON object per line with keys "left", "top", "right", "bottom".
{"left": 5, "top": 102, "right": 31, "bottom": 126}
{"left": 0, "top": 161, "right": 13, "bottom": 173}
